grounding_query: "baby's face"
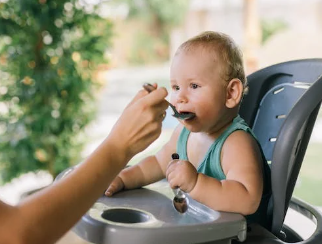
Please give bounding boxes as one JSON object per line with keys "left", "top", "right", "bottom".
{"left": 169, "top": 47, "right": 229, "bottom": 133}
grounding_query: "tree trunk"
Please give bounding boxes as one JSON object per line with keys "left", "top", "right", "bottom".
{"left": 243, "top": 0, "right": 262, "bottom": 74}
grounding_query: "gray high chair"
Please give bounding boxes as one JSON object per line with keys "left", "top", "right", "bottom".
{"left": 56, "top": 59, "right": 322, "bottom": 244}
{"left": 239, "top": 59, "right": 322, "bottom": 243}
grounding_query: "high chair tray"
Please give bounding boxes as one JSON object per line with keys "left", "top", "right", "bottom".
{"left": 56, "top": 167, "right": 247, "bottom": 244}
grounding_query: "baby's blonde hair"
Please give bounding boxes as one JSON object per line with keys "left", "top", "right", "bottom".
{"left": 176, "top": 31, "right": 248, "bottom": 94}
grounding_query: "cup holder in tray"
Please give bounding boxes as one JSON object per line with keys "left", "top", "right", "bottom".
{"left": 101, "top": 208, "right": 151, "bottom": 224}
{"left": 89, "top": 203, "right": 161, "bottom": 227}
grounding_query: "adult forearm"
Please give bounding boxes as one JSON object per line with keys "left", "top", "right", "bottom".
{"left": 13, "top": 138, "right": 130, "bottom": 244}
{"left": 0, "top": 87, "right": 168, "bottom": 244}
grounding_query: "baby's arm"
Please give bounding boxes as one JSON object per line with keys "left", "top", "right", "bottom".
{"left": 105, "top": 155, "right": 164, "bottom": 196}
{"left": 106, "top": 124, "right": 183, "bottom": 196}
{"left": 189, "top": 130, "right": 264, "bottom": 215}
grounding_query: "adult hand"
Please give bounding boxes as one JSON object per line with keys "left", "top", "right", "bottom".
{"left": 166, "top": 159, "right": 198, "bottom": 193}
{"left": 108, "top": 86, "right": 168, "bottom": 160}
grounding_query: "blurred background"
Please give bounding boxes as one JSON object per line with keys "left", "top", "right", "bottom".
{"left": 0, "top": 0, "right": 321, "bottom": 243}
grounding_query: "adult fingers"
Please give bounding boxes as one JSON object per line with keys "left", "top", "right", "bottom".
{"left": 131, "top": 85, "right": 166, "bottom": 104}
{"left": 125, "top": 89, "right": 149, "bottom": 108}
{"left": 141, "top": 87, "right": 168, "bottom": 108}
{"left": 126, "top": 87, "right": 168, "bottom": 117}
{"left": 107, "top": 87, "right": 168, "bottom": 158}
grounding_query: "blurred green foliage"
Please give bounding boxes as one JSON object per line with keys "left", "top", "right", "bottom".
{"left": 294, "top": 141, "right": 322, "bottom": 205}
{"left": 0, "top": 0, "right": 112, "bottom": 182}
{"left": 261, "top": 19, "right": 288, "bottom": 44}
{"left": 112, "top": 0, "right": 189, "bottom": 64}
{"left": 123, "top": 0, "right": 189, "bottom": 26}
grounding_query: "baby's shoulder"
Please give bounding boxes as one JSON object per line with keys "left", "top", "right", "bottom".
{"left": 223, "top": 129, "right": 258, "bottom": 151}
{"left": 221, "top": 130, "right": 264, "bottom": 173}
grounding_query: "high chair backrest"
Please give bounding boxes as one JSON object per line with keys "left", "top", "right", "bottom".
{"left": 239, "top": 59, "right": 322, "bottom": 238}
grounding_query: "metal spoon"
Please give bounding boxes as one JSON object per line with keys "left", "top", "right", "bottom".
{"left": 143, "top": 83, "right": 195, "bottom": 120}
{"left": 171, "top": 153, "right": 189, "bottom": 213}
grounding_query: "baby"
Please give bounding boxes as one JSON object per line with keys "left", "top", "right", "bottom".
{"left": 106, "top": 31, "right": 272, "bottom": 229}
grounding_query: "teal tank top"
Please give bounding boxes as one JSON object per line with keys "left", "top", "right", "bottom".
{"left": 176, "top": 115, "right": 272, "bottom": 229}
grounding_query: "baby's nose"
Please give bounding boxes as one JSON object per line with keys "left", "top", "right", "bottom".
{"left": 176, "top": 90, "right": 188, "bottom": 104}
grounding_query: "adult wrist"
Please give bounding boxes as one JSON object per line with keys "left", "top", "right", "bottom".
{"left": 105, "top": 135, "right": 133, "bottom": 162}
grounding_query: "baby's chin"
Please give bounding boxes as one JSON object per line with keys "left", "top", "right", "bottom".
{"left": 180, "top": 121, "right": 202, "bottom": 133}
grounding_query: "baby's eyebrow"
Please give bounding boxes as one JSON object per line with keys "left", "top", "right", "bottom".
{"left": 187, "top": 77, "right": 198, "bottom": 81}
{"left": 170, "top": 79, "right": 178, "bottom": 85}
{"left": 185, "top": 77, "right": 202, "bottom": 83}
{"left": 171, "top": 77, "right": 198, "bottom": 82}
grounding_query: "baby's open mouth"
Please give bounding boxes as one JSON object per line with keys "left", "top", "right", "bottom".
{"left": 177, "top": 111, "right": 196, "bottom": 120}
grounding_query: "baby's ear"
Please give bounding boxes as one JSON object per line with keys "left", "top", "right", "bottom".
{"left": 225, "top": 78, "right": 243, "bottom": 108}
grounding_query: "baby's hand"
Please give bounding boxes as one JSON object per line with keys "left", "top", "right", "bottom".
{"left": 166, "top": 159, "right": 198, "bottom": 193}
{"left": 105, "top": 176, "right": 124, "bottom": 197}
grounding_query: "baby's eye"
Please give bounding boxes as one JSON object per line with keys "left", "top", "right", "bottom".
{"left": 172, "top": 85, "right": 180, "bottom": 91}
{"left": 190, "top": 83, "right": 200, "bottom": 89}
